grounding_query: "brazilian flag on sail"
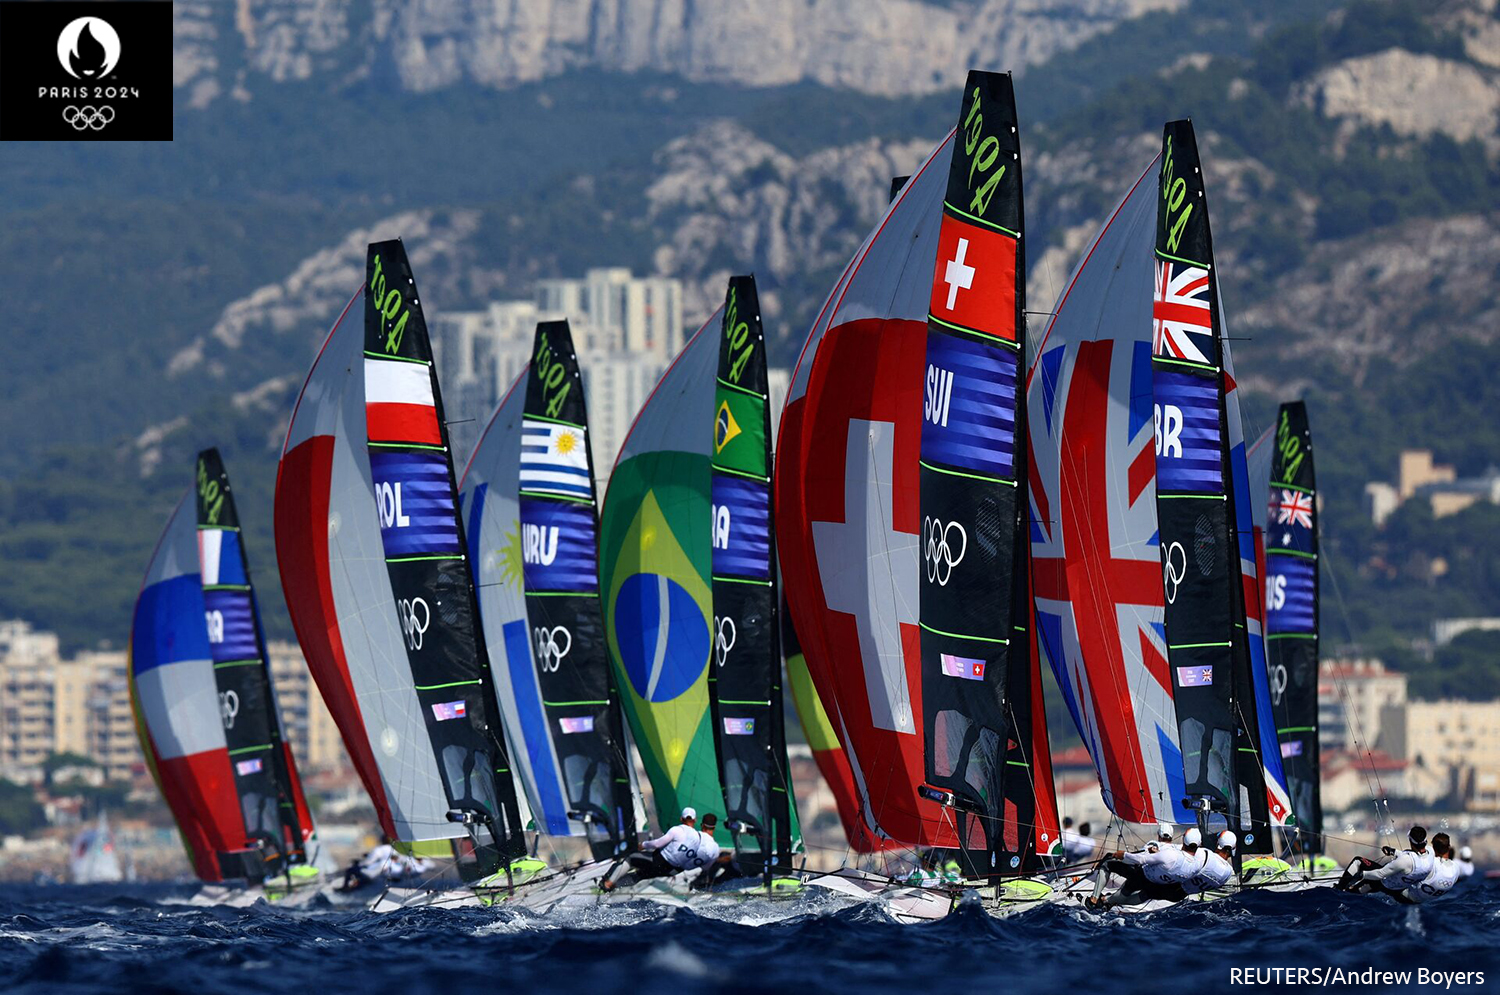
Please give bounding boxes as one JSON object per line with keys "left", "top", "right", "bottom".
{"left": 599, "top": 318, "right": 727, "bottom": 839}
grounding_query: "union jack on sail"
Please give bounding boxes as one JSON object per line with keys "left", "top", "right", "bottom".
{"left": 1152, "top": 259, "right": 1212, "bottom": 364}
{"left": 1275, "top": 490, "right": 1313, "bottom": 529}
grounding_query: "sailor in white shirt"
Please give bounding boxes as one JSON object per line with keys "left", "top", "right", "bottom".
{"left": 1337, "top": 825, "right": 1435, "bottom": 902}
{"left": 1183, "top": 831, "right": 1236, "bottom": 895}
{"left": 1088, "top": 827, "right": 1198, "bottom": 909}
{"left": 1406, "top": 833, "right": 1460, "bottom": 904}
{"left": 1456, "top": 845, "right": 1476, "bottom": 879}
{"left": 1154, "top": 823, "right": 1178, "bottom": 848}
{"left": 602, "top": 807, "right": 714, "bottom": 891}
{"left": 1060, "top": 818, "right": 1098, "bottom": 865}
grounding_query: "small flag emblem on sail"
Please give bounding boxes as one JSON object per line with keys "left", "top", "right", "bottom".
{"left": 1152, "top": 259, "right": 1212, "bottom": 364}
{"left": 520, "top": 418, "right": 591, "bottom": 498}
{"left": 196, "top": 529, "right": 247, "bottom": 587}
{"left": 1176, "top": 665, "right": 1214, "bottom": 687}
{"left": 723, "top": 717, "right": 756, "bottom": 736}
{"left": 235, "top": 759, "right": 263, "bottom": 776}
{"left": 559, "top": 716, "right": 595, "bottom": 734}
{"left": 940, "top": 653, "right": 986, "bottom": 681}
{"left": 714, "top": 400, "right": 742, "bottom": 454}
{"left": 431, "top": 700, "right": 468, "bottom": 721}
{"left": 364, "top": 358, "right": 442, "bottom": 446}
{"left": 1275, "top": 490, "right": 1313, "bottom": 529}
{"left": 1281, "top": 740, "right": 1304, "bottom": 758}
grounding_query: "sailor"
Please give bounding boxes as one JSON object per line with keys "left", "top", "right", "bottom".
{"left": 1183, "top": 831, "right": 1236, "bottom": 896}
{"left": 1086, "top": 827, "right": 1197, "bottom": 909}
{"left": 1456, "top": 845, "right": 1476, "bottom": 878}
{"left": 1336, "top": 825, "right": 1434, "bottom": 902}
{"left": 1405, "top": 833, "right": 1460, "bottom": 904}
{"left": 1155, "top": 823, "right": 1178, "bottom": 848}
{"left": 1060, "top": 819, "right": 1097, "bottom": 865}
{"left": 902, "top": 849, "right": 944, "bottom": 887}
{"left": 338, "top": 833, "right": 397, "bottom": 891}
{"left": 601, "top": 807, "right": 714, "bottom": 891}
{"left": 687, "top": 814, "right": 737, "bottom": 890}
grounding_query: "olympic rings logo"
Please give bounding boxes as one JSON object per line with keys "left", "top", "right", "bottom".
{"left": 922, "top": 516, "right": 967, "bottom": 586}
{"left": 63, "top": 105, "right": 114, "bottom": 131}
{"left": 219, "top": 690, "right": 240, "bottom": 730}
{"left": 398, "top": 597, "right": 430, "bottom": 651}
{"left": 713, "top": 615, "right": 737, "bottom": 667}
{"left": 534, "top": 625, "right": 571, "bottom": 672}
{"left": 1163, "top": 541, "right": 1187, "bottom": 605}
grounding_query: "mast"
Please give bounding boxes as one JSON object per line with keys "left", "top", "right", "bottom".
{"left": 707, "top": 276, "right": 799, "bottom": 870}
{"left": 518, "top": 319, "right": 640, "bottom": 859}
{"left": 916, "top": 70, "right": 1040, "bottom": 877}
{"left": 1266, "top": 401, "right": 1321, "bottom": 855}
{"left": 363, "top": 240, "right": 525, "bottom": 875}
{"left": 194, "top": 448, "right": 311, "bottom": 871}
{"left": 1150, "top": 122, "right": 1270, "bottom": 851}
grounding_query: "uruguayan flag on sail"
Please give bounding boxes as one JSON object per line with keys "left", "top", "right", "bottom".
{"left": 521, "top": 418, "right": 591, "bottom": 499}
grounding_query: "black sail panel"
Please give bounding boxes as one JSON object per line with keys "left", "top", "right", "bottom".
{"left": 708, "top": 275, "right": 798, "bottom": 868}
{"left": 194, "top": 448, "right": 306, "bottom": 873}
{"left": 917, "top": 70, "right": 1032, "bottom": 878}
{"left": 364, "top": 240, "right": 525, "bottom": 877}
{"left": 1151, "top": 122, "right": 1269, "bottom": 845}
{"left": 1266, "top": 401, "right": 1321, "bottom": 854}
{"left": 520, "top": 319, "right": 639, "bottom": 860}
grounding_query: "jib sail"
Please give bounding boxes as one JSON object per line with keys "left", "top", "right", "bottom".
{"left": 917, "top": 71, "right": 1057, "bottom": 876}
{"left": 1264, "top": 401, "right": 1321, "bottom": 852}
{"left": 707, "top": 276, "right": 801, "bottom": 867}
{"left": 599, "top": 311, "right": 728, "bottom": 836}
{"left": 193, "top": 449, "right": 317, "bottom": 872}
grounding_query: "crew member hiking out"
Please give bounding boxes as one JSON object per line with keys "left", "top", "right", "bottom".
{"left": 601, "top": 807, "right": 719, "bottom": 892}
{"left": 1085, "top": 827, "right": 1200, "bottom": 910}
{"left": 1406, "top": 833, "right": 1460, "bottom": 904}
{"left": 1336, "top": 825, "right": 1434, "bottom": 903}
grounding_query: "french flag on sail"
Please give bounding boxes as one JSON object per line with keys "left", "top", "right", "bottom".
{"left": 196, "top": 529, "right": 247, "bottom": 587}
{"left": 365, "top": 358, "right": 442, "bottom": 446}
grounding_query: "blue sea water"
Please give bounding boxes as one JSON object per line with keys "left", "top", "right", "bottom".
{"left": 2, "top": 881, "right": 1497, "bottom": 994}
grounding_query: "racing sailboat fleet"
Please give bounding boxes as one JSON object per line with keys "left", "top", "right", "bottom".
{"left": 127, "top": 66, "right": 1375, "bottom": 916}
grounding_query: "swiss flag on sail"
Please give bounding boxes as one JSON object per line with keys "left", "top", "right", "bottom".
{"left": 927, "top": 214, "right": 1016, "bottom": 341}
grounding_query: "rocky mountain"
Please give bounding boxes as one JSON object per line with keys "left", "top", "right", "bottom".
{"left": 172, "top": 0, "right": 1179, "bottom": 106}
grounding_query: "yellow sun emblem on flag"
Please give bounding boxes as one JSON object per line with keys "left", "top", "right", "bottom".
{"left": 714, "top": 401, "right": 741, "bottom": 455}
{"left": 554, "top": 430, "right": 579, "bottom": 457}
{"left": 493, "top": 524, "right": 524, "bottom": 590}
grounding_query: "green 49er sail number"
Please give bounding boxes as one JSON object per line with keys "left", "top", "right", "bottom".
{"left": 1160, "top": 135, "right": 1194, "bottom": 257}
{"left": 368, "top": 253, "right": 412, "bottom": 355}
{"left": 196, "top": 456, "right": 225, "bottom": 526}
{"left": 961, "top": 85, "right": 1007, "bottom": 219}
{"left": 722, "top": 283, "right": 754, "bottom": 385}
{"left": 532, "top": 328, "right": 573, "bottom": 420}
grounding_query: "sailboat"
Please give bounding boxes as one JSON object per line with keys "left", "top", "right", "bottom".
{"left": 69, "top": 812, "right": 123, "bottom": 885}
{"left": 776, "top": 71, "right": 1062, "bottom": 921}
{"left": 1025, "top": 120, "right": 1298, "bottom": 911}
{"left": 131, "top": 448, "right": 326, "bottom": 903}
{"left": 1256, "top": 402, "right": 1337, "bottom": 879}
{"left": 275, "top": 240, "right": 529, "bottom": 901}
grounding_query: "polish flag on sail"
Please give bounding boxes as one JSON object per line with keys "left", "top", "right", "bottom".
{"left": 365, "top": 358, "right": 441, "bottom": 446}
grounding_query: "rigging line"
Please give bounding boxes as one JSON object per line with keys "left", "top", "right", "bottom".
{"left": 1320, "top": 541, "right": 1391, "bottom": 826}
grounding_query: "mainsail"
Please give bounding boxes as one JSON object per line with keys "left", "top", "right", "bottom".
{"left": 707, "top": 276, "right": 801, "bottom": 866}
{"left": 275, "top": 242, "right": 524, "bottom": 875}
{"left": 193, "top": 449, "right": 315, "bottom": 868}
{"left": 1264, "top": 401, "right": 1321, "bottom": 852}
{"left": 460, "top": 321, "right": 639, "bottom": 860}
{"left": 600, "top": 310, "right": 728, "bottom": 834}
{"left": 132, "top": 454, "right": 317, "bottom": 882}
{"left": 916, "top": 71, "right": 1056, "bottom": 874}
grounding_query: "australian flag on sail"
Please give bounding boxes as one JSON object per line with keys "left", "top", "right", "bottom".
{"left": 1153, "top": 259, "right": 1212, "bottom": 365}
{"left": 1266, "top": 556, "right": 1316, "bottom": 634}
{"left": 519, "top": 499, "right": 599, "bottom": 592}
{"left": 921, "top": 330, "right": 1017, "bottom": 480}
{"left": 202, "top": 589, "right": 259, "bottom": 662}
{"left": 520, "top": 418, "right": 591, "bottom": 499}
{"left": 368, "top": 450, "right": 462, "bottom": 558}
{"left": 1152, "top": 371, "right": 1221, "bottom": 493}
{"left": 1267, "top": 489, "right": 1315, "bottom": 555}
{"left": 710, "top": 475, "right": 770, "bottom": 579}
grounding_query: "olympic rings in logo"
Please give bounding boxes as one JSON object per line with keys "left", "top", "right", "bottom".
{"left": 922, "top": 516, "right": 967, "bottom": 586}
{"left": 219, "top": 690, "right": 240, "bottom": 730}
{"left": 1163, "top": 541, "right": 1187, "bottom": 605}
{"left": 62, "top": 105, "right": 115, "bottom": 131}
{"left": 534, "top": 625, "right": 571, "bottom": 672}
{"left": 1270, "top": 663, "right": 1288, "bottom": 706}
{"left": 398, "top": 597, "right": 430, "bottom": 651}
{"left": 713, "top": 615, "right": 737, "bottom": 667}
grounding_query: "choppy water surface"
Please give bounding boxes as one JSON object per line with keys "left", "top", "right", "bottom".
{"left": 2, "top": 881, "right": 1497, "bottom": 994}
